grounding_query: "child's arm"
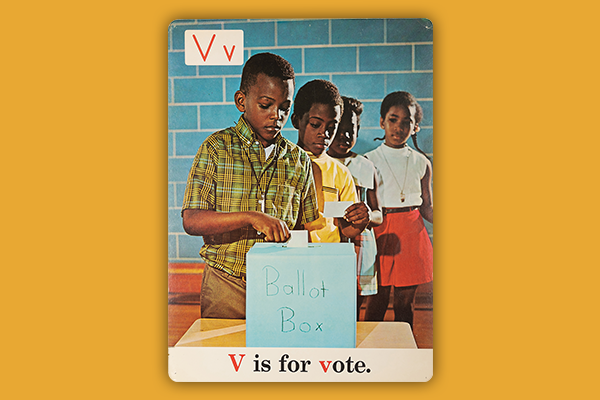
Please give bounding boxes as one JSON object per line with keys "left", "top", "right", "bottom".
{"left": 420, "top": 162, "right": 433, "bottom": 224}
{"left": 182, "top": 209, "right": 291, "bottom": 242}
{"left": 366, "top": 172, "right": 383, "bottom": 227}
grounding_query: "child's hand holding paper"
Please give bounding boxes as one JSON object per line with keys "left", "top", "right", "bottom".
{"left": 341, "top": 202, "right": 371, "bottom": 226}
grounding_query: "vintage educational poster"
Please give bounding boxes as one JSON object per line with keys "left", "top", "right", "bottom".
{"left": 167, "top": 18, "right": 433, "bottom": 382}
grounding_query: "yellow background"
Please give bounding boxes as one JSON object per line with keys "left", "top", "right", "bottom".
{"left": 3, "top": 1, "right": 598, "bottom": 398}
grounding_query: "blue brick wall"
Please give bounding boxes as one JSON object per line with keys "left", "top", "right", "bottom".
{"left": 168, "top": 18, "right": 434, "bottom": 262}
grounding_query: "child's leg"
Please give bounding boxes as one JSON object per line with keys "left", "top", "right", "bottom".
{"left": 392, "top": 285, "right": 418, "bottom": 326}
{"left": 364, "top": 285, "right": 391, "bottom": 321}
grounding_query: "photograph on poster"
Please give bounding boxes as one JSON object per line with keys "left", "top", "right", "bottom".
{"left": 167, "top": 18, "right": 433, "bottom": 382}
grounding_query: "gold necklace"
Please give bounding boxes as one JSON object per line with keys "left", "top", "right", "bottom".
{"left": 381, "top": 147, "right": 411, "bottom": 203}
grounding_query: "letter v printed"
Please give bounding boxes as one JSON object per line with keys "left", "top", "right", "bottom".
{"left": 228, "top": 354, "right": 246, "bottom": 372}
{"left": 185, "top": 30, "right": 244, "bottom": 65}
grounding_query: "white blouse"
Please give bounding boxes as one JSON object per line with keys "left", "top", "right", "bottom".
{"left": 338, "top": 153, "right": 376, "bottom": 188}
{"left": 364, "top": 144, "right": 429, "bottom": 208}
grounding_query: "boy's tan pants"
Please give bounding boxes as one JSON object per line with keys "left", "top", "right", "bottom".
{"left": 199, "top": 265, "right": 246, "bottom": 319}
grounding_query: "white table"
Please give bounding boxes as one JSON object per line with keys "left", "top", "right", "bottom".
{"left": 174, "top": 318, "right": 418, "bottom": 348}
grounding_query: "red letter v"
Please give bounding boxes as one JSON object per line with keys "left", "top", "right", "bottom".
{"left": 319, "top": 361, "right": 332, "bottom": 372}
{"left": 228, "top": 354, "right": 246, "bottom": 372}
{"left": 223, "top": 45, "right": 236, "bottom": 61}
{"left": 192, "top": 34, "right": 216, "bottom": 62}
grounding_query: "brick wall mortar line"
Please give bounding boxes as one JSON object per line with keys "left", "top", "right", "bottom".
{"left": 172, "top": 71, "right": 432, "bottom": 79}
{"left": 170, "top": 42, "right": 433, "bottom": 50}
{"left": 169, "top": 154, "right": 197, "bottom": 160}
{"left": 384, "top": 73, "right": 388, "bottom": 95}
{"left": 169, "top": 77, "right": 174, "bottom": 103}
{"left": 169, "top": 102, "right": 235, "bottom": 106}
{"left": 197, "top": 105, "right": 201, "bottom": 131}
{"left": 222, "top": 77, "right": 227, "bottom": 103}
{"left": 172, "top": 76, "right": 240, "bottom": 80}
{"left": 168, "top": 42, "right": 432, "bottom": 56}
{"left": 327, "top": 70, "right": 433, "bottom": 75}
{"left": 252, "top": 42, "right": 432, "bottom": 49}
{"left": 383, "top": 19, "right": 387, "bottom": 43}
{"left": 173, "top": 132, "right": 177, "bottom": 156}
{"left": 173, "top": 183, "right": 178, "bottom": 208}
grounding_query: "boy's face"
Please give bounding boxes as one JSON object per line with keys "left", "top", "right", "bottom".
{"left": 328, "top": 110, "right": 358, "bottom": 158}
{"left": 235, "top": 73, "right": 294, "bottom": 147}
{"left": 295, "top": 103, "right": 342, "bottom": 156}
{"left": 380, "top": 104, "right": 420, "bottom": 149}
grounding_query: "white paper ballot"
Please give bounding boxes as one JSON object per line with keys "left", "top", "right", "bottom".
{"left": 323, "top": 201, "right": 354, "bottom": 218}
{"left": 285, "top": 230, "right": 308, "bottom": 247}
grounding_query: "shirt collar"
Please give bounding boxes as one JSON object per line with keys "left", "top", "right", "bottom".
{"left": 305, "top": 150, "right": 329, "bottom": 162}
{"left": 234, "top": 116, "right": 256, "bottom": 147}
{"left": 235, "top": 116, "right": 288, "bottom": 156}
{"left": 382, "top": 143, "right": 411, "bottom": 154}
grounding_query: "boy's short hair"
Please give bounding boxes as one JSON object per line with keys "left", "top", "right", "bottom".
{"left": 292, "top": 79, "right": 344, "bottom": 121}
{"left": 341, "top": 96, "right": 364, "bottom": 129}
{"left": 239, "top": 52, "right": 295, "bottom": 94}
{"left": 380, "top": 91, "right": 423, "bottom": 124}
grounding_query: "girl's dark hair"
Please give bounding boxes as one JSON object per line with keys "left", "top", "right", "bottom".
{"left": 379, "top": 91, "right": 423, "bottom": 122}
{"left": 341, "top": 96, "right": 364, "bottom": 131}
{"left": 239, "top": 52, "right": 295, "bottom": 94}
{"left": 292, "top": 79, "right": 343, "bottom": 122}
{"left": 376, "top": 91, "right": 430, "bottom": 161}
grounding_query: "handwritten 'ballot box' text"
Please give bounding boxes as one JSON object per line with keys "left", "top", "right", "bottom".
{"left": 246, "top": 243, "right": 356, "bottom": 348}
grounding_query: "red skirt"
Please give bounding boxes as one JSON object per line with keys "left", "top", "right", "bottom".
{"left": 373, "top": 209, "right": 433, "bottom": 287}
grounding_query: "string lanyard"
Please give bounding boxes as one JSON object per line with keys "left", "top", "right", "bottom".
{"left": 243, "top": 144, "right": 279, "bottom": 213}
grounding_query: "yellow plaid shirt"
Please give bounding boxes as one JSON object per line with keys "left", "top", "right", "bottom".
{"left": 182, "top": 116, "right": 318, "bottom": 277}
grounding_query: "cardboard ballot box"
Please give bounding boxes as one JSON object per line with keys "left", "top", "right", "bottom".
{"left": 246, "top": 242, "right": 357, "bottom": 348}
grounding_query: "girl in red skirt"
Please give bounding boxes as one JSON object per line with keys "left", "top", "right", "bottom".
{"left": 363, "top": 92, "right": 433, "bottom": 327}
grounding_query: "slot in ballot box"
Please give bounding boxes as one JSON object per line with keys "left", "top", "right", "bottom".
{"left": 246, "top": 242, "right": 357, "bottom": 348}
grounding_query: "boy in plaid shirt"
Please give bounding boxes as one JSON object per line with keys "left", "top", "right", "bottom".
{"left": 182, "top": 53, "right": 319, "bottom": 319}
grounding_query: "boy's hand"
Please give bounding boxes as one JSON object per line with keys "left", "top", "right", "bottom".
{"left": 343, "top": 202, "right": 371, "bottom": 226}
{"left": 249, "top": 212, "right": 291, "bottom": 242}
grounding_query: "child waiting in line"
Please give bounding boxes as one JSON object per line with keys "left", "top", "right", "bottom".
{"left": 291, "top": 80, "right": 370, "bottom": 243}
{"left": 363, "top": 91, "right": 433, "bottom": 327}
{"left": 327, "top": 96, "right": 383, "bottom": 319}
{"left": 181, "top": 53, "right": 319, "bottom": 319}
